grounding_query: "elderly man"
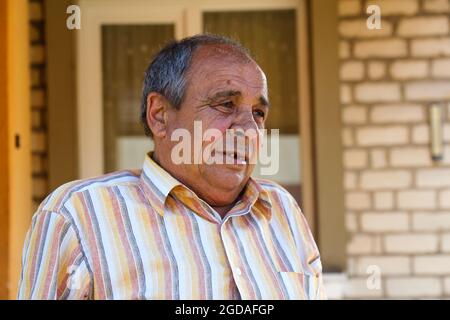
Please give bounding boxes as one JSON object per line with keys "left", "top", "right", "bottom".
{"left": 18, "top": 34, "right": 325, "bottom": 300}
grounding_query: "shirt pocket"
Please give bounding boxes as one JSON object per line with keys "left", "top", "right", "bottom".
{"left": 277, "top": 271, "right": 322, "bottom": 300}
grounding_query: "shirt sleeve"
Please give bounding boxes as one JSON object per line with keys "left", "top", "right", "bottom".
{"left": 17, "top": 210, "right": 92, "bottom": 300}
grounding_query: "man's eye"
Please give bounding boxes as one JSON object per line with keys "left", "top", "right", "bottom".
{"left": 253, "top": 109, "right": 266, "bottom": 119}
{"left": 218, "top": 101, "right": 234, "bottom": 109}
{"left": 211, "top": 101, "right": 235, "bottom": 112}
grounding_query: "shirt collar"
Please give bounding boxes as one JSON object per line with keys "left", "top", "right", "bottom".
{"left": 141, "top": 152, "right": 181, "bottom": 198}
{"left": 139, "top": 152, "right": 272, "bottom": 221}
{"left": 139, "top": 152, "right": 181, "bottom": 217}
{"left": 234, "top": 177, "right": 273, "bottom": 220}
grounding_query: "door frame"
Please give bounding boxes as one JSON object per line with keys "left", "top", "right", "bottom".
{"left": 310, "top": 0, "right": 346, "bottom": 271}
{"left": 76, "top": 0, "right": 185, "bottom": 179}
{"left": 1, "top": 0, "right": 32, "bottom": 299}
{"left": 0, "top": 0, "right": 9, "bottom": 299}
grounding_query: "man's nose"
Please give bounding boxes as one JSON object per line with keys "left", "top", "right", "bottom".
{"left": 232, "top": 110, "right": 260, "bottom": 134}
{"left": 228, "top": 111, "right": 261, "bottom": 161}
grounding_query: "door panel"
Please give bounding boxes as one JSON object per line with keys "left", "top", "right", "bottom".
{"left": 102, "top": 24, "right": 174, "bottom": 172}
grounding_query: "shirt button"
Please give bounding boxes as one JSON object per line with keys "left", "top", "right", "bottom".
{"left": 235, "top": 267, "right": 242, "bottom": 276}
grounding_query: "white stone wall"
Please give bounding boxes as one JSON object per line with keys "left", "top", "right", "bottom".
{"left": 339, "top": 0, "right": 450, "bottom": 298}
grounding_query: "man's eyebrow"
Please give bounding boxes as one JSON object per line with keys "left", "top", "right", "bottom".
{"left": 207, "top": 90, "right": 269, "bottom": 107}
{"left": 209, "top": 90, "right": 242, "bottom": 100}
{"left": 259, "top": 96, "right": 270, "bottom": 108}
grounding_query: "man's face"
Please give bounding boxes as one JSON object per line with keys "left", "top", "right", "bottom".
{"left": 161, "top": 45, "right": 269, "bottom": 207}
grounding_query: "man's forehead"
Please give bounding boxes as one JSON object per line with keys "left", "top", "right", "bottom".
{"left": 204, "top": 75, "right": 267, "bottom": 98}
{"left": 192, "top": 43, "right": 251, "bottom": 63}
{"left": 188, "top": 47, "right": 267, "bottom": 98}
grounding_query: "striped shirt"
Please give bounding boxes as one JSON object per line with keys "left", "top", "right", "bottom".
{"left": 18, "top": 153, "right": 326, "bottom": 300}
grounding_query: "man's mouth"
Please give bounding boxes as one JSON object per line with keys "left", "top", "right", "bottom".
{"left": 223, "top": 151, "right": 247, "bottom": 165}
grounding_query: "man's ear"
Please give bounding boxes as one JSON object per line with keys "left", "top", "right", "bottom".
{"left": 146, "top": 92, "right": 169, "bottom": 138}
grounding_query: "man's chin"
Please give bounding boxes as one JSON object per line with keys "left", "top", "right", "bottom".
{"left": 202, "top": 164, "right": 250, "bottom": 191}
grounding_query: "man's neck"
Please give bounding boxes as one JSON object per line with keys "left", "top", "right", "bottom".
{"left": 212, "top": 203, "right": 235, "bottom": 218}
{"left": 152, "top": 150, "right": 242, "bottom": 218}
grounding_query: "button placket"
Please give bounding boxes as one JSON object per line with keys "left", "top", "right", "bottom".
{"left": 220, "top": 216, "right": 248, "bottom": 297}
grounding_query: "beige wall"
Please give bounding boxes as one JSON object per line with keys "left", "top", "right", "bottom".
{"left": 339, "top": 0, "right": 450, "bottom": 298}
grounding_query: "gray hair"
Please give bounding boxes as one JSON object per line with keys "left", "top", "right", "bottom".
{"left": 140, "top": 34, "right": 254, "bottom": 137}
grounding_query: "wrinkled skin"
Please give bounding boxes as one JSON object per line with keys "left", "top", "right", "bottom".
{"left": 147, "top": 45, "right": 269, "bottom": 217}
